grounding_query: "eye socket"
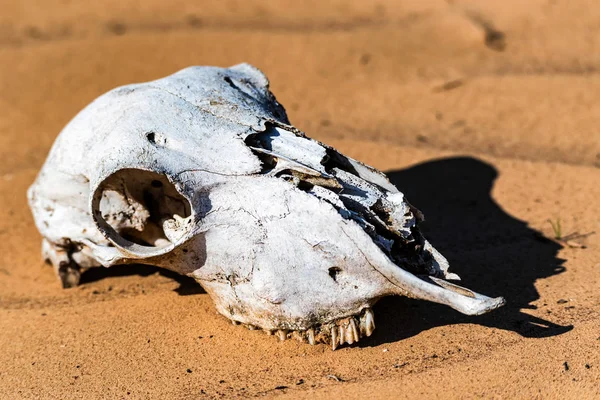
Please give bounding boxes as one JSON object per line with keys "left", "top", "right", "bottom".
{"left": 94, "top": 169, "right": 192, "bottom": 249}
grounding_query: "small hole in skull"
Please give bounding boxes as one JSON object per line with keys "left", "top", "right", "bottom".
{"left": 297, "top": 180, "right": 314, "bottom": 192}
{"left": 97, "top": 169, "right": 192, "bottom": 248}
{"left": 223, "top": 76, "right": 235, "bottom": 87}
{"left": 322, "top": 148, "right": 360, "bottom": 176}
{"left": 328, "top": 267, "right": 342, "bottom": 282}
{"left": 146, "top": 132, "right": 156, "bottom": 144}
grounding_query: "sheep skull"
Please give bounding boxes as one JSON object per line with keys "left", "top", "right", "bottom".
{"left": 28, "top": 64, "right": 504, "bottom": 349}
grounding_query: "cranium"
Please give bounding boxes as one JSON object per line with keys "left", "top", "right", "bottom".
{"left": 28, "top": 63, "right": 504, "bottom": 349}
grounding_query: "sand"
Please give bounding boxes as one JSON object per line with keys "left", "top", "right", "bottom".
{"left": 0, "top": 0, "right": 599, "bottom": 398}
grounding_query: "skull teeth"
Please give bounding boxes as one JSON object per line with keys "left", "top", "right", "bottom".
{"left": 331, "top": 326, "right": 339, "bottom": 351}
{"left": 348, "top": 318, "right": 359, "bottom": 344}
{"left": 306, "top": 328, "right": 316, "bottom": 345}
{"left": 276, "top": 329, "right": 288, "bottom": 341}
{"left": 233, "top": 307, "right": 375, "bottom": 350}
{"left": 360, "top": 308, "right": 375, "bottom": 337}
{"left": 292, "top": 330, "right": 305, "bottom": 343}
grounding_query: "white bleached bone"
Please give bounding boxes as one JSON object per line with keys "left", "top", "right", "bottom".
{"left": 27, "top": 63, "right": 504, "bottom": 349}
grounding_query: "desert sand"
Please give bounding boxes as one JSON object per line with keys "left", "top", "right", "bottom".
{"left": 0, "top": 0, "right": 599, "bottom": 398}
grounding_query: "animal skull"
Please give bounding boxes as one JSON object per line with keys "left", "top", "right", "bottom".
{"left": 28, "top": 63, "right": 504, "bottom": 349}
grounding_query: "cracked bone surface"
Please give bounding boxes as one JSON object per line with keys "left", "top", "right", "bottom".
{"left": 28, "top": 63, "right": 505, "bottom": 349}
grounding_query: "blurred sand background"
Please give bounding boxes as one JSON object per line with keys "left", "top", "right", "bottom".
{"left": 0, "top": 0, "right": 599, "bottom": 398}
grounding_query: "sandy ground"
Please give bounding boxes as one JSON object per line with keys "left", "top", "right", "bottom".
{"left": 1, "top": 0, "right": 599, "bottom": 398}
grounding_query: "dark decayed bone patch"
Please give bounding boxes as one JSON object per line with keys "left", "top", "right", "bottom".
{"left": 245, "top": 125, "right": 434, "bottom": 276}
{"left": 96, "top": 169, "right": 192, "bottom": 248}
